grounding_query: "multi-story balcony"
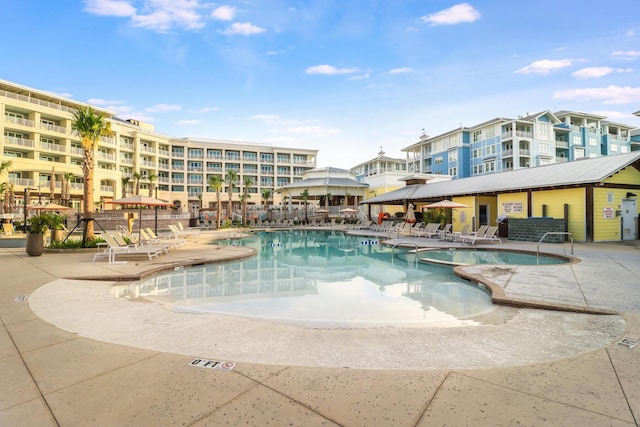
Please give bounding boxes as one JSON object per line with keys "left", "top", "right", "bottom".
{"left": 1, "top": 88, "right": 76, "bottom": 114}
{"left": 556, "top": 140, "right": 569, "bottom": 149}
{"left": 39, "top": 141, "right": 66, "bottom": 153}
{"left": 171, "top": 177, "right": 185, "bottom": 184}
{"left": 206, "top": 166, "right": 223, "bottom": 173}
{"left": 4, "top": 116, "right": 35, "bottom": 128}
{"left": 5, "top": 135, "right": 35, "bottom": 148}
{"left": 99, "top": 136, "right": 116, "bottom": 146}
{"left": 100, "top": 185, "right": 114, "bottom": 192}
{"left": 502, "top": 130, "right": 534, "bottom": 139}
{"left": 158, "top": 149, "right": 170, "bottom": 157}
{"left": 9, "top": 177, "right": 38, "bottom": 187}
{"left": 187, "top": 166, "right": 203, "bottom": 172}
{"left": 520, "top": 149, "right": 531, "bottom": 156}
{"left": 120, "top": 142, "right": 134, "bottom": 151}
{"left": 556, "top": 157, "right": 569, "bottom": 163}
{"left": 140, "top": 145, "right": 155, "bottom": 154}
{"left": 141, "top": 160, "right": 156, "bottom": 168}
{"left": 158, "top": 162, "right": 170, "bottom": 170}
{"left": 157, "top": 176, "right": 170, "bottom": 183}
{"left": 187, "top": 180, "right": 203, "bottom": 185}
{"left": 97, "top": 152, "right": 115, "bottom": 162}
{"left": 119, "top": 157, "right": 134, "bottom": 165}
{"left": 40, "top": 122, "right": 69, "bottom": 134}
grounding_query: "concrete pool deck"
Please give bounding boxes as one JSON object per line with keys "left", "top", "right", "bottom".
{"left": 1, "top": 229, "right": 640, "bottom": 426}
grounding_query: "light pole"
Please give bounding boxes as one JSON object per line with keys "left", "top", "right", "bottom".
{"left": 154, "top": 187, "right": 158, "bottom": 235}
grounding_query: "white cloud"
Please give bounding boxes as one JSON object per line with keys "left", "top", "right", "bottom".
{"left": 223, "top": 22, "right": 266, "bottom": 35}
{"left": 348, "top": 73, "right": 371, "bottom": 81}
{"left": 192, "top": 106, "right": 219, "bottom": 113}
{"left": 515, "top": 59, "right": 573, "bottom": 74}
{"left": 145, "top": 103, "right": 182, "bottom": 113}
{"left": 251, "top": 114, "right": 280, "bottom": 122}
{"left": 104, "top": 105, "right": 132, "bottom": 114}
{"left": 306, "top": 65, "right": 358, "bottom": 75}
{"left": 386, "top": 67, "right": 413, "bottom": 75}
{"left": 591, "top": 110, "right": 637, "bottom": 120}
{"left": 83, "top": 0, "right": 136, "bottom": 17}
{"left": 612, "top": 50, "right": 640, "bottom": 59}
{"left": 284, "top": 125, "right": 340, "bottom": 136}
{"left": 211, "top": 5, "right": 236, "bottom": 21}
{"left": 85, "top": 0, "right": 206, "bottom": 32}
{"left": 420, "top": 3, "right": 480, "bottom": 26}
{"left": 87, "top": 98, "right": 126, "bottom": 105}
{"left": 175, "top": 119, "right": 200, "bottom": 125}
{"left": 627, "top": 30, "right": 636, "bottom": 37}
{"left": 553, "top": 85, "right": 640, "bottom": 104}
{"left": 572, "top": 66, "right": 632, "bottom": 79}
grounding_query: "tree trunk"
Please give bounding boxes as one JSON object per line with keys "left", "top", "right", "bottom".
{"left": 82, "top": 149, "right": 95, "bottom": 241}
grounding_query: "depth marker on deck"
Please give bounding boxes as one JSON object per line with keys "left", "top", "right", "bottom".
{"left": 189, "top": 358, "right": 236, "bottom": 371}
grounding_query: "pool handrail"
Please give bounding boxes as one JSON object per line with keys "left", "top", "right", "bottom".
{"left": 537, "top": 232, "right": 573, "bottom": 257}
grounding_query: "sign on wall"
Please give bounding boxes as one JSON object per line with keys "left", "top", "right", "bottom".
{"left": 501, "top": 201, "right": 524, "bottom": 214}
{"left": 603, "top": 207, "right": 615, "bottom": 219}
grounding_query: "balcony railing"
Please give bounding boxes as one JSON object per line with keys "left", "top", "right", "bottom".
{"left": 187, "top": 166, "right": 203, "bottom": 172}
{"left": 158, "top": 149, "right": 170, "bottom": 157}
{"left": 1, "top": 89, "right": 77, "bottom": 114}
{"left": 141, "top": 160, "right": 156, "bottom": 167}
{"left": 119, "top": 157, "right": 134, "bottom": 165}
{"left": 519, "top": 149, "right": 530, "bottom": 156}
{"left": 97, "top": 152, "right": 115, "bottom": 161}
{"left": 556, "top": 157, "right": 569, "bottom": 163}
{"left": 100, "top": 185, "right": 114, "bottom": 193}
{"left": 39, "top": 141, "right": 66, "bottom": 153}
{"left": 70, "top": 147, "right": 83, "bottom": 156}
{"left": 140, "top": 146, "right": 155, "bottom": 154}
{"left": 555, "top": 140, "right": 569, "bottom": 148}
{"left": 5, "top": 135, "right": 35, "bottom": 147}
{"left": 120, "top": 142, "right": 134, "bottom": 150}
{"left": 40, "top": 122, "right": 69, "bottom": 134}
{"left": 5, "top": 116, "right": 36, "bottom": 128}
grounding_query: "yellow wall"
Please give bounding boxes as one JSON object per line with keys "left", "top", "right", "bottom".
{"left": 497, "top": 193, "right": 528, "bottom": 219}
{"left": 603, "top": 165, "right": 640, "bottom": 185}
{"left": 451, "top": 196, "right": 475, "bottom": 232}
{"left": 531, "top": 188, "right": 585, "bottom": 241}
{"left": 593, "top": 187, "right": 640, "bottom": 241}
{"left": 475, "top": 196, "right": 498, "bottom": 227}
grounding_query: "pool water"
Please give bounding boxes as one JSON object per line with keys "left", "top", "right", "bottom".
{"left": 420, "top": 248, "right": 570, "bottom": 266}
{"left": 126, "top": 230, "right": 494, "bottom": 328}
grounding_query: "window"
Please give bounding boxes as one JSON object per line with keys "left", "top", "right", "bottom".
{"left": 473, "top": 164, "right": 482, "bottom": 175}
{"left": 448, "top": 151, "right": 457, "bottom": 162}
{"left": 484, "top": 126, "right": 495, "bottom": 138}
{"left": 473, "top": 130, "right": 482, "bottom": 142}
{"left": 473, "top": 148, "right": 482, "bottom": 159}
{"left": 575, "top": 148, "right": 585, "bottom": 158}
{"left": 486, "top": 145, "right": 496, "bottom": 155}
{"left": 589, "top": 137, "right": 597, "bottom": 147}
{"left": 484, "top": 161, "right": 495, "bottom": 173}
{"left": 589, "top": 152, "right": 598, "bottom": 158}
{"left": 539, "top": 159, "right": 551, "bottom": 166}
{"left": 610, "top": 144, "right": 618, "bottom": 152}
{"left": 538, "top": 123, "right": 550, "bottom": 139}
{"left": 621, "top": 145, "right": 628, "bottom": 153}
{"left": 572, "top": 135, "right": 582, "bottom": 145}
{"left": 260, "top": 153, "right": 273, "bottom": 162}
{"left": 434, "top": 156, "right": 443, "bottom": 165}
{"left": 448, "top": 167, "right": 457, "bottom": 176}
{"left": 539, "top": 143, "right": 549, "bottom": 153}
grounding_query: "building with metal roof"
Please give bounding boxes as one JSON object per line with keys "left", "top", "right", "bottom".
{"left": 364, "top": 152, "right": 640, "bottom": 242}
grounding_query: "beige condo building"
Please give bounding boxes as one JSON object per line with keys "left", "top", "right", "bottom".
{"left": 0, "top": 79, "right": 318, "bottom": 220}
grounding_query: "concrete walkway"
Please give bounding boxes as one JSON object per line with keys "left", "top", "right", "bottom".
{"left": 1, "top": 229, "right": 640, "bottom": 426}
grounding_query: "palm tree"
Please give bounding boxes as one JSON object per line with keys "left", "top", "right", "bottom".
{"left": 71, "top": 106, "right": 112, "bottom": 242}
{"left": 147, "top": 172, "right": 157, "bottom": 197}
{"left": 49, "top": 167, "right": 56, "bottom": 203}
{"left": 208, "top": 175, "right": 224, "bottom": 228}
{"left": 261, "top": 188, "right": 271, "bottom": 221}
{"left": 61, "top": 172, "right": 74, "bottom": 206}
{"left": 121, "top": 176, "right": 130, "bottom": 198}
{"left": 300, "top": 189, "right": 310, "bottom": 224}
{"left": 133, "top": 171, "right": 141, "bottom": 196}
{"left": 241, "top": 176, "right": 253, "bottom": 226}
{"left": 0, "top": 160, "right": 12, "bottom": 214}
{"left": 225, "top": 169, "right": 238, "bottom": 223}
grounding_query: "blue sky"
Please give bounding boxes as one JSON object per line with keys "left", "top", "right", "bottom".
{"left": 3, "top": 1, "right": 640, "bottom": 168}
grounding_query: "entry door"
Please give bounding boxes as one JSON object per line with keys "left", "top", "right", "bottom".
{"left": 479, "top": 205, "right": 489, "bottom": 226}
{"left": 621, "top": 198, "right": 638, "bottom": 240}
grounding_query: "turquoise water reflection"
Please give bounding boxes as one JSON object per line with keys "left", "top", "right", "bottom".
{"left": 133, "top": 230, "right": 494, "bottom": 327}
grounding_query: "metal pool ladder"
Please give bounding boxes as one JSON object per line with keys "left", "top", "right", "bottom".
{"left": 537, "top": 232, "right": 573, "bottom": 257}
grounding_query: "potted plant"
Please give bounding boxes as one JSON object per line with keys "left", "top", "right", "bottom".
{"left": 26, "top": 214, "right": 49, "bottom": 256}
{"left": 46, "top": 212, "right": 66, "bottom": 243}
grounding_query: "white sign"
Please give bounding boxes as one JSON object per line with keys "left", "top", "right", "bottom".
{"left": 603, "top": 207, "right": 614, "bottom": 219}
{"left": 188, "top": 358, "right": 236, "bottom": 371}
{"left": 502, "top": 201, "right": 523, "bottom": 214}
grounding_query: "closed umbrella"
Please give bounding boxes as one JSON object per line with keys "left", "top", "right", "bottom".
{"left": 405, "top": 203, "right": 416, "bottom": 223}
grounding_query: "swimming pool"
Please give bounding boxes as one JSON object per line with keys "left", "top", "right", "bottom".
{"left": 419, "top": 248, "right": 572, "bottom": 266}
{"left": 127, "top": 230, "right": 494, "bottom": 328}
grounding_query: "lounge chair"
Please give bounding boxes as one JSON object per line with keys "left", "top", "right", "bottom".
{"left": 141, "top": 228, "right": 185, "bottom": 249}
{"left": 462, "top": 226, "right": 501, "bottom": 245}
{"left": 2, "top": 223, "right": 15, "bottom": 235}
{"left": 451, "top": 224, "right": 471, "bottom": 241}
{"left": 437, "top": 224, "right": 453, "bottom": 240}
{"left": 93, "top": 232, "right": 167, "bottom": 264}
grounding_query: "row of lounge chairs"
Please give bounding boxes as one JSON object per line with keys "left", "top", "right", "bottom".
{"left": 93, "top": 223, "right": 196, "bottom": 264}
{"left": 365, "top": 221, "right": 501, "bottom": 245}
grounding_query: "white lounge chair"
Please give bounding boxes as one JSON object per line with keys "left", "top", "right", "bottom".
{"left": 93, "top": 233, "right": 168, "bottom": 264}
{"left": 462, "top": 226, "right": 501, "bottom": 245}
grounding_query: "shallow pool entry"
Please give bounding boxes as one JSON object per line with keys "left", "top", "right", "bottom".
{"left": 420, "top": 248, "right": 571, "bottom": 266}
{"left": 126, "top": 230, "right": 494, "bottom": 328}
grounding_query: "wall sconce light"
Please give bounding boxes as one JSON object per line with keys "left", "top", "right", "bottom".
{"left": 626, "top": 192, "right": 637, "bottom": 198}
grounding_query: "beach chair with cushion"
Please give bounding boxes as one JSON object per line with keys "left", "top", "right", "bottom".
{"left": 141, "top": 228, "right": 184, "bottom": 249}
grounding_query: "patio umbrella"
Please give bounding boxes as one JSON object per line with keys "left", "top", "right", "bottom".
{"left": 422, "top": 200, "right": 469, "bottom": 209}
{"left": 338, "top": 208, "right": 357, "bottom": 213}
{"left": 108, "top": 195, "right": 173, "bottom": 238}
{"left": 27, "top": 202, "right": 74, "bottom": 212}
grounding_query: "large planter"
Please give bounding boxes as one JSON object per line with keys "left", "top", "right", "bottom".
{"left": 26, "top": 233, "right": 45, "bottom": 257}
